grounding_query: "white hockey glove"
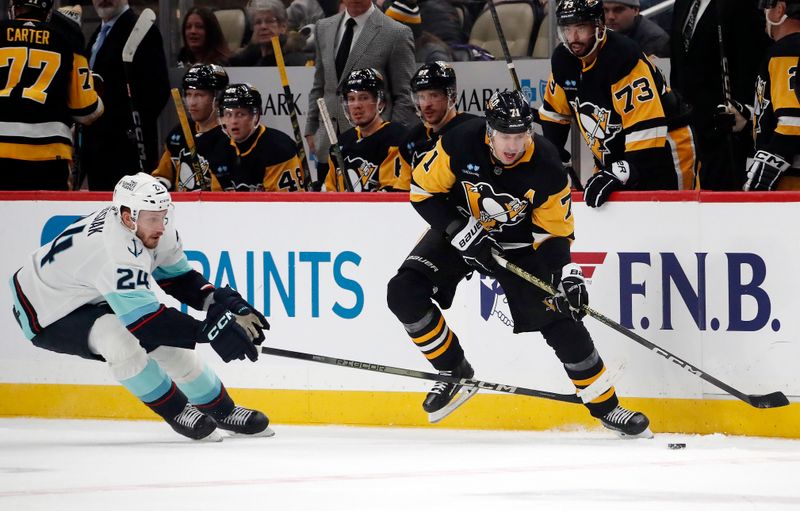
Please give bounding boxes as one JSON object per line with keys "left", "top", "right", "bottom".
{"left": 552, "top": 263, "right": 588, "bottom": 321}
{"left": 743, "top": 150, "right": 790, "bottom": 191}
{"left": 445, "top": 216, "right": 503, "bottom": 276}
{"left": 583, "top": 160, "right": 631, "bottom": 208}
{"left": 714, "top": 100, "right": 752, "bottom": 134}
{"left": 212, "top": 286, "right": 270, "bottom": 345}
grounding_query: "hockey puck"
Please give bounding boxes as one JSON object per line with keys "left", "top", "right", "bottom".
{"left": 667, "top": 443, "right": 686, "bottom": 449}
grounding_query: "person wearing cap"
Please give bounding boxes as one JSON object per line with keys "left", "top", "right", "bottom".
{"left": 603, "top": 0, "right": 670, "bottom": 57}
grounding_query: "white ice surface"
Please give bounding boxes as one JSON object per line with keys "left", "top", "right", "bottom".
{"left": 1, "top": 418, "right": 798, "bottom": 510}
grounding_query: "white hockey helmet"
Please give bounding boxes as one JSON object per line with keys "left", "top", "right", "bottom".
{"left": 112, "top": 172, "right": 172, "bottom": 222}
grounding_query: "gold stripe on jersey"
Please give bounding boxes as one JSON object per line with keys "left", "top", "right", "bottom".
{"left": 381, "top": 146, "right": 410, "bottom": 190}
{"left": 151, "top": 147, "right": 176, "bottom": 184}
{"left": 666, "top": 126, "right": 699, "bottom": 190}
{"left": 540, "top": 73, "right": 572, "bottom": 124}
{"left": 0, "top": 141, "right": 69, "bottom": 160}
{"left": 531, "top": 183, "right": 574, "bottom": 249}
{"left": 68, "top": 53, "right": 102, "bottom": 124}
{"left": 410, "top": 139, "right": 455, "bottom": 202}
{"left": 264, "top": 155, "right": 304, "bottom": 191}
{"left": 610, "top": 60, "right": 667, "bottom": 152}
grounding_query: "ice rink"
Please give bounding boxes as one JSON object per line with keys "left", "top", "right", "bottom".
{"left": 1, "top": 419, "right": 798, "bottom": 510}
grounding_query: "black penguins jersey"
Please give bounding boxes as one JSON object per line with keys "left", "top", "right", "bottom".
{"left": 400, "top": 112, "right": 479, "bottom": 169}
{"left": 151, "top": 124, "right": 228, "bottom": 191}
{"left": 325, "top": 121, "right": 409, "bottom": 191}
{"left": 215, "top": 125, "right": 304, "bottom": 192}
{"left": 752, "top": 32, "right": 800, "bottom": 167}
{"left": 411, "top": 117, "right": 573, "bottom": 258}
{"left": 0, "top": 17, "right": 102, "bottom": 161}
{"left": 540, "top": 30, "right": 686, "bottom": 189}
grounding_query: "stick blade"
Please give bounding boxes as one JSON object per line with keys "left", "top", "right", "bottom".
{"left": 122, "top": 8, "right": 156, "bottom": 62}
{"left": 748, "top": 391, "right": 790, "bottom": 409}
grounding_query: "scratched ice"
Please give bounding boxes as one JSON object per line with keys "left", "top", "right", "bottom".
{"left": 0, "top": 418, "right": 798, "bottom": 510}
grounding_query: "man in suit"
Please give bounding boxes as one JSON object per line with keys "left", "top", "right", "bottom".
{"left": 81, "top": 0, "right": 170, "bottom": 191}
{"left": 304, "top": 0, "right": 417, "bottom": 187}
{"left": 670, "top": 0, "right": 770, "bottom": 190}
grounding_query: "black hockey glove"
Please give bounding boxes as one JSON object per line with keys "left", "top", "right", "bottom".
{"left": 583, "top": 160, "right": 632, "bottom": 208}
{"left": 445, "top": 216, "right": 503, "bottom": 276}
{"left": 198, "top": 303, "right": 258, "bottom": 362}
{"left": 552, "top": 263, "right": 588, "bottom": 321}
{"left": 743, "top": 150, "right": 790, "bottom": 191}
{"left": 213, "top": 286, "right": 270, "bottom": 345}
{"left": 714, "top": 100, "right": 751, "bottom": 134}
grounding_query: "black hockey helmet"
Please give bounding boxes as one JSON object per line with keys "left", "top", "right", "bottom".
{"left": 341, "top": 68, "right": 386, "bottom": 103}
{"left": 411, "top": 62, "right": 457, "bottom": 94}
{"left": 758, "top": 0, "right": 800, "bottom": 18}
{"left": 556, "top": 0, "right": 604, "bottom": 26}
{"left": 485, "top": 90, "right": 534, "bottom": 134}
{"left": 219, "top": 83, "right": 262, "bottom": 115}
{"left": 10, "top": 0, "right": 53, "bottom": 19}
{"left": 183, "top": 64, "right": 229, "bottom": 92}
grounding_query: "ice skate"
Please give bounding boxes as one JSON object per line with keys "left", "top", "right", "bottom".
{"left": 169, "top": 403, "right": 222, "bottom": 442}
{"left": 600, "top": 405, "right": 653, "bottom": 439}
{"left": 423, "top": 358, "right": 478, "bottom": 423}
{"left": 216, "top": 405, "right": 275, "bottom": 437}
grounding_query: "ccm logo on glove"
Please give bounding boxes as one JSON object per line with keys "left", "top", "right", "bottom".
{"left": 206, "top": 310, "right": 235, "bottom": 340}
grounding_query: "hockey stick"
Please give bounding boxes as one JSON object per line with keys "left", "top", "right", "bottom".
{"left": 715, "top": 1, "right": 738, "bottom": 177}
{"left": 261, "top": 346, "right": 584, "bottom": 404}
{"left": 492, "top": 252, "right": 791, "bottom": 409}
{"left": 170, "top": 88, "right": 210, "bottom": 191}
{"left": 485, "top": 0, "right": 584, "bottom": 191}
{"left": 122, "top": 8, "right": 156, "bottom": 171}
{"left": 317, "top": 98, "right": 354, "bottom": 192}
{"left": 272, "top": 36, "right": 311, "bottom": 191}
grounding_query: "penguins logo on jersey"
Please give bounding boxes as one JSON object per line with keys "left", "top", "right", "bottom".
{"left": 345, "top": 155, "right": 379, "bottom": 191}
{"left": 462, "top": 182, "right": 528, "bottom": 232}
{"left": 571, "top": 100, "right": 622, "bottom": 160}
{"left": 753, "top": 76, "right": 771, "bottom": 135}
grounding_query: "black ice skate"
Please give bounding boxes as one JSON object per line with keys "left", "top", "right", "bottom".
{"left": 169, "top": 403, "right": 222, "bottom": 442}
{"left": 600, "top": 405, "right": 653, "bottom": 439}
{"left": 423, "top": 358, "right": 478, "bottom": 423}
{"left": 216, "top": 406, "right": 275, "bottom": 437}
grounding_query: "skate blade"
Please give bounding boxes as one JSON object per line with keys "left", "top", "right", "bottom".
{"left": 605, "top": 425, "right": 654, "bottom": 440}
{"left": 224, "top": 426, "right": 276, "bottom": 438}
{"left": 428, "top": 387, "right": 479, "bottom": 424}
{"left": 197, "top": 429, "right": 223, "bottom": 442}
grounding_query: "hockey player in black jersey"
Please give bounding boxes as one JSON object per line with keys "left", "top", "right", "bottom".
{"left": 0, "top": 0, "right": 103, "bottom": 190}
{"left": 387, "top": 90, "right": 652, "bottom": 438}
{"left": 152, "top": 64, "right": 230, "bottom": 191}
{"left": 400, "top": 62, "right": 478, "bottom": 171}
{"left": 540, "top": 0, "right": 698, "bottom": 207}
{"left": 216, "top": 83, "right": 304, "bottom": 192}
{"left": 743, "top": 0, "right": 800, "bottom": 191}
{"left": 324, "top": 68, "right": 409, "bottom": 192}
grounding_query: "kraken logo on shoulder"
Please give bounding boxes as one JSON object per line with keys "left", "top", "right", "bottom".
{"left": 571, "top": 99, "right": 622, "bottom": 163}
{"left": 462, "top": 181, "right": 528, "bottom": 232}
{"left": 753, "top": 75, "right": 771, "bottom": 135}
{"left": 345, "top": 155, "right": 379, "bottom": 191}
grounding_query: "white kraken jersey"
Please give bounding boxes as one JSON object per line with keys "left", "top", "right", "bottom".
{"left": 10, "top": 206, "right": 193, "bottom": 339}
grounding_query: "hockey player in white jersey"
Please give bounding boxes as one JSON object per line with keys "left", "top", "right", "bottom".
{"left": 9, "top": 173, "right": 271, "bottom": 441}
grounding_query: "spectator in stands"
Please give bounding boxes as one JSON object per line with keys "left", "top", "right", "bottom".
{"left": 604, "top": 0, "right": 670, "bottom": 57}
{"left": 176, "top": 6, "right": 231, "bottom": 67}
{"left": 228, "top": 0, "right": 309, "bottom": 66}
{"left": 82, "top": 0, "right": 170, "bottom": 191}
{"left": 287, "top": 0, "right": 326, "bottom": 31}
{"left": 305, "top": 0, "right": 417, "bottom": 184}
{"left": 670, "top": 0, "right": 770, "bottom": 190}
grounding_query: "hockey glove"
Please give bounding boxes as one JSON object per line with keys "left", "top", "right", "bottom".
{"left": 552, "top": 263, "right": 588, "bottom": 321}
{"left": 212, "top": 286, "right": 270, "bottom": 345}
{"left": 583, "top": 161, "right": 631, "bottom": 208}
{"left": 445, "top": 216, "right": 503, "bottom": 276}
{"left": 714, "top": 100, "right": 752, "bottom": 134}
{"left": 743, "top": 150, "right": 790, "bottom": 191}
{"left": 198, "top": 303, "right": 258, "bottom": 362}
